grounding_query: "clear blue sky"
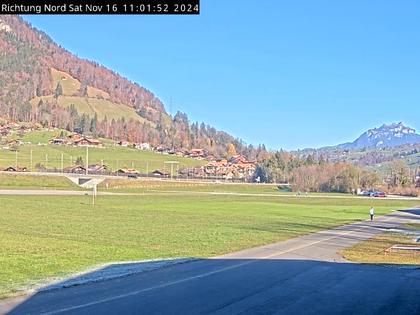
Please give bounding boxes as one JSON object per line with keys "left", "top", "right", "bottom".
{"left": 24, "top": 0, "right": 420, "bottom": 150}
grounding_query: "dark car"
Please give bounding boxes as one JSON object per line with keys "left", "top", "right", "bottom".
{"left": 372, "top": 191, "right": 387, "bottom": 198}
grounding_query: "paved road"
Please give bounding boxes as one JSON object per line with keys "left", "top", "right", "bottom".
{"left": 2, "top": 210, "right": 420, "bottom": 315}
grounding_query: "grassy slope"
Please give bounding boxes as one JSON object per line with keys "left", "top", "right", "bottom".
{"left": 0, "top": 194, "right": 417, "bottom": 297}
{"left": 51, "top": 69, "right": 81, "bottom": 95}
{"left": 0, "top": 144, "right": 204, "bottom": 172}
{"left": 30, "top": 95, "right": 148, "bottom": 124}
{"left": 21, "top": 130, "right": 60, "bottom": 144}
{"left": 0, "top": 173, "right": 80, "bottom": 190}
{"left": 30, "top": 68, "right": 149, "bottom": 124}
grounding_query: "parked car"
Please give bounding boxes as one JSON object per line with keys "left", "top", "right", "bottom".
{"left": 372, "top": 191, "right": 387, "bottom": 198}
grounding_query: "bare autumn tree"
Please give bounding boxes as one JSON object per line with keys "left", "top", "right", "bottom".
{"left": 227, "top": 143, "right": 237, "bottom": 158}
{"left": 389, "top": 160, "right": 411, "bottom": 187}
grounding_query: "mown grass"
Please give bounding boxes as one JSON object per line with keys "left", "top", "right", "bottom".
{"left": 101, "top": 179, "right": 284, "bottom": 194}
{"left": 100, "top": 178, "right": 361, "bottom": 197}
{"left": 21, "top": 131, "right": 61, "bottom": 144}
{"left": 0, "top": 173, "right": 80, "bottom": 190}
{"left": 0, "top": 194, "right": 417, "bottom": 297}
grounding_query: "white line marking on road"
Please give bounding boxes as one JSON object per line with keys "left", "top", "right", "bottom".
{"left": 39, "top": 216, "right": 400, "bottom": 315}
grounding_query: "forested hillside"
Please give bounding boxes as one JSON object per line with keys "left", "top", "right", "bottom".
{"left": 0, "top": 15, "right": 262, "bottom": 159}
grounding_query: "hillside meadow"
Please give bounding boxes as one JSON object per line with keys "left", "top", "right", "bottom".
{"left": 0, "top": 142, "right": 204, "bottom": 173}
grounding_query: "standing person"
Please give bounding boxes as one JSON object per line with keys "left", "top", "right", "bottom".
{"left": 370, "top": 207, "right": 375, "bottom": 221}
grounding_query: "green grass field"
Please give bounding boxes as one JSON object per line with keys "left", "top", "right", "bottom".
{"left": 0, "top": 144, "right": 205, "bottom": 172}
{"left": 0, "top": 173, "right": 80, "bottom": 190}
{"left": 101, "top": 179, "right": 284, "bottom": 194}
{"left": 0, "top": 193, "right": 417, "bottom": 297}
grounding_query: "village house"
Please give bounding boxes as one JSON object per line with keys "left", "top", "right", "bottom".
{"left": 174, "top": 149, "right": 187, "bottom": 157}
{"left": 179, "top": 167, "right": 204, "bottom": 178}
{"left": 0, "top": 126, "right": 11, "bottom": 136}
{"left": 200, "top": 155, "right": 256, "bottom": 180}
{"left": 70, "top": 135, "right": 102, "bottom": 147}
{"left": 135, "top": 143, "right": 151, "bottom": 150}
{"left": 7, "top": 139, "right": 22, "bottom": 147}
{"left": 87, "top": 164, "right": 108, "bottom": 173}
{"left": 117, "top": 168, "right": 139, "bottom": 175}
{"left": 155, "top": 146, "right": 171, "bottom": 154}
{"left": 63, "top": 165, "right": 86, "bottom": 174}
{"left": 2, "top": 166, "right": 28, "bottom": 172}
{"left": 50, "top": 138, "right": 67, "bottom": 145}
{"left": 203, "top": 159, "right": 229, "bottom": 177}
{"left": 188, "top": 148, "right": 206, "bottom": 159}
{"left": 151, "top": 169, "right": 170, "bottom": 177}
{"left": 118, "top": 141, "right": 131, "bottom": 147}
{"left": 73, "top": 137, "right": 101, "bottom": 147}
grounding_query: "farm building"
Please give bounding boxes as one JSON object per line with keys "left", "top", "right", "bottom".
{"left": 68, "top": 134, "right": 102, "bottom": 147}
{"left": 2, "top": 166, "right": 28, "bottom": 172}
{"left": 152, "top": 170, "right": 170, "bottom": 177}
{"left": 117, "top": 168, "right": 139, "bottom": 175}
{"left": 63, "top": 165, "right": 86, "bottom": 174}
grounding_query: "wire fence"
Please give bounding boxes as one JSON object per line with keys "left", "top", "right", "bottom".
{"left": 0, "top": 149, "right": 251, "bottom": 182}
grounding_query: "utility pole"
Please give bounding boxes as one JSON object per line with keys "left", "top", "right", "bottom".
{"left": 146, "top": 162, "right": 149, "bottom": 177}
{"left": 85, "top": 146, "right": 89, "bottom": 175}
{"left": 92, "top": 183, "right": 97, "bottom": 205}
{"left": 164, "top": 161, "right": 179, "bottom": 181}
{"left": 15, "top": 151, "right": 18, "bottom": 169}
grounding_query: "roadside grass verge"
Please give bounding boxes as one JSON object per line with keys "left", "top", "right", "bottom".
{"left": 340, "top": 224, "right": 420, "bottom": 265}
{"left": 0, "top": 194, "right": 417, "bottom": 298}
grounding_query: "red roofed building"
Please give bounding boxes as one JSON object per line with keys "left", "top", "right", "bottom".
{"left": 72, "top": 136, "right": 101, "bottom": 147}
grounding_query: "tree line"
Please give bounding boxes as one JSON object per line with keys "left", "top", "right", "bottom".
{"left": 253, "top": 151, "right": 419, "bottom": 196}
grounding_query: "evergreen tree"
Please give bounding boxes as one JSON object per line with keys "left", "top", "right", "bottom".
{"left": 75, "top": 156, "right": 84, "bottom": 166}
{"left": 90, "top": 113, "right": 98, "bottom": 135}
{"left": 54, "top": 82, "right": 63, "bottom": 99}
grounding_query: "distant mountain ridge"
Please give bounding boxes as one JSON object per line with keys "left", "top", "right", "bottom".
{"left": 338, "top": 122, "right": 420, "bottom": 149}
